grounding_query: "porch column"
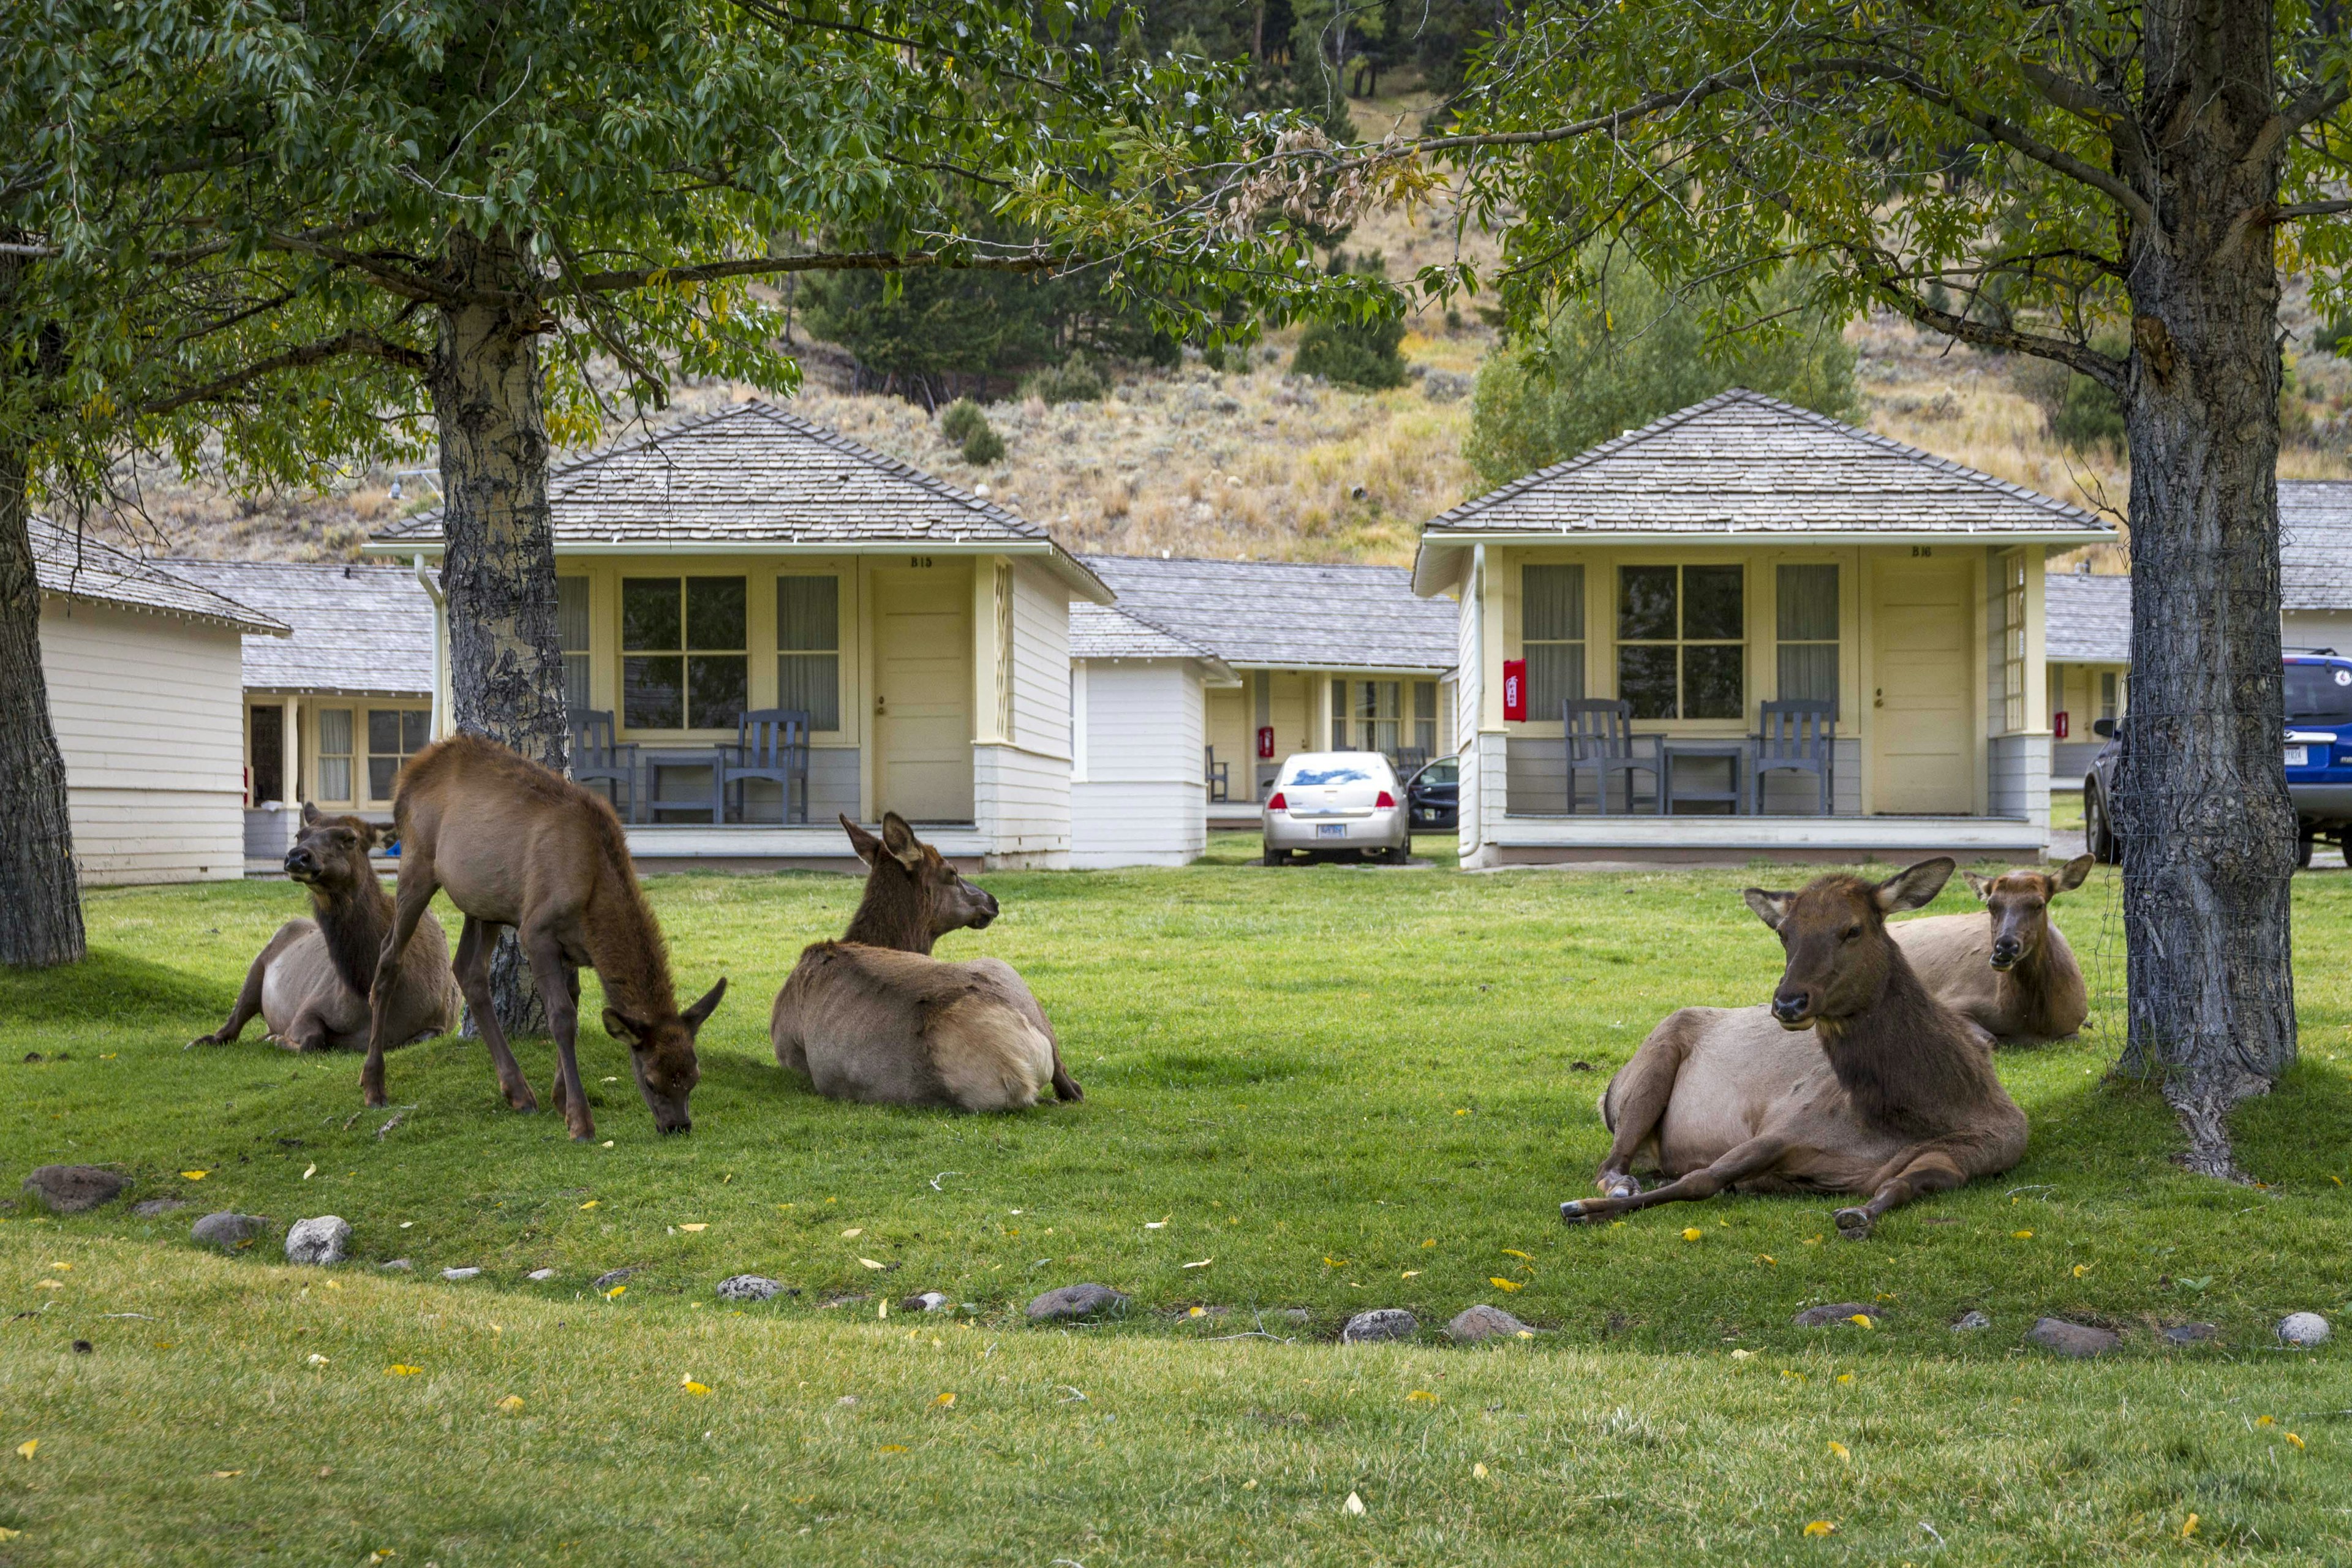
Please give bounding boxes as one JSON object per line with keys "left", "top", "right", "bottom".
{"left": 281, "top": 699, "right": 300, "bottom": 804}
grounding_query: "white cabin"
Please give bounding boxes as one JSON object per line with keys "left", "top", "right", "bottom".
{"left": 1069, "top": 603, "right": 1237, "bottom": 867}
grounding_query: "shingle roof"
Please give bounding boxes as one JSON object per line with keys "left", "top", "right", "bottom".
{"left": 1079, "top": 554, "right": 1457, "bottom": 674}
{"left": 32, "top": 518, "right": 287, "bottom": 636}
{"left": 2043, "top": 569, "right": 2132, "bottom": 663}
{"left": 159, "top": 559, "right": 434, "bottom": 696}
{"left": 1420, "top": 388, "right": 2113, "bottom": 549}
{"left": 2280, "top": 480, "right": 2352, "bottom": 612}
{"left": 367, "top": 399, "right": 1108, "bottom": 600}
{"left": 1069, "top": 601, "right": 1235, "bottom": 677}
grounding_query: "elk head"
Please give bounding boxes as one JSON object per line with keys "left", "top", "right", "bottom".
{"left": 603, "top": 979, "right": 724, "bottom": 1135}
{"left": 1962, "top": 855, "right": 2092, "bottom": 971}
{"left": 1744, "top": 859, "right": 1954, "bottom": 1029}
{"left": 285, "top": 803, "right": 379, "bottom": 897}
{"left": 840, "top": 812, "right": 1000, "bottom": 953}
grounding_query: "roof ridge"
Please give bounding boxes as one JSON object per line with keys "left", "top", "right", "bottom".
{"left": 31, "top": 518, "right": 290, "bottom": 633}
{"left": 1081, "top": 551, "right": 1409, "bottom": 575}
{"left": 1084, "top": 599, "right": 1224, "bottom": 662}
{"left": 731, "top": 400, "right": 1044, "bottom": 537}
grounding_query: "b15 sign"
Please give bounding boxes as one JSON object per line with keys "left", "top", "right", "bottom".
{"left": 1502, "top": 658, "right": 1527, "bottom": 722}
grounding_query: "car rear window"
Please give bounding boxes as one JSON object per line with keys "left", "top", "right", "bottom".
{"left": 2285, "top": 662, "right": 2352, "bottom": 723}
{"left": 1289, "top": 765, "right": 1378, "bottom": 787}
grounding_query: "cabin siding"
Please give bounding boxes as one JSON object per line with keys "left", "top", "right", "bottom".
{"left": 1071, "top": 659, "right": 1207, "bottom": 867}
{"left": 40, "top": 598, "right": 246, "bottom": 884}
{"left": 1988, "top": 734, "right": 2051, "bottom": 828}
{"left": 974, "top": 743, "right": 1071, "bottom": 868}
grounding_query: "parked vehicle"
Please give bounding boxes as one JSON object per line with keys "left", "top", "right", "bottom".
{"left": 1404, "top": 753, "right": 1459, "bottom": 832}
{"left": 1262, "top": 752, "right": 1409, "bottom": 865}
{"left": 2082, "top": 650, "right": 2352, "bottom": 868}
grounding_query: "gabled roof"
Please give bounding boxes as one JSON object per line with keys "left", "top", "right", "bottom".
{"left": 366, "top": 399, "right": 1110, "bottom": 601}
{"left": 32, "top": 519, "right": 287, "bottom": 636}
{"left": 1414, "top": 388, "right": 2112, "bottom": 592}
{"left": 2280, "top": 480, "right": 2352, "bottom": 612}
{"left": 1069, "top": 602, "right": 1237, "bottom": 679}
{"left": 1079, "top": 554, "right": 1457, "bottom": 674}
{"left": 2044, "top": 569, "right": 2131, "bottom": 663}
{"left": 159, "top": 558, "right": 434, "bottom": 696}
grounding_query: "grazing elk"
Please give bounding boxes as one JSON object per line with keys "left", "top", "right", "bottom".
{"left": 190, "top": 804, "right": 459, "bottom": 1054}
{"left": 1564, "top": 859, "right": 2027, "bottom": 1240}
{"left": 1891, "top": 856, "right": 2094, "bottom": 1044}
{"left": 363, "top": 734, "right": 725, "bottom": 1139}
{"left": 770, "top": 813, "right": 1080, "bottom": 1112}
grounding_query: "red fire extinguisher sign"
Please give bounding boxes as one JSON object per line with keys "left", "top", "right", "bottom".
{"left": 1502, "top": 658, "right": 1527, "bottom": 722}
{"left": 1257, "top": 725, "right": 1275, "bottom": 760}
{"left": 2054, "top": 710, "right": 2069, "bottom": 739}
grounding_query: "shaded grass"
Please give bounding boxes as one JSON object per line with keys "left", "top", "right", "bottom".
{"left": 1, "top": 856, "right": 2349, "bottom": 1563}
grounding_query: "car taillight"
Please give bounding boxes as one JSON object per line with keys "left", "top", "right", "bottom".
{"left": 1267, "top": 791, "right": 1287, "bottom": 811}
{"left": 1376, "top": 790, "right": 1396, "bottom": 809}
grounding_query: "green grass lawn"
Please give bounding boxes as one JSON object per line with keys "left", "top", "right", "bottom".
{"left": 2, "top": 849, "right": 2350, "bottom": 1564}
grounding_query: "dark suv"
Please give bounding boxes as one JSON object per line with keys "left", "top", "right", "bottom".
{"left": 1404, "top": 754, "right": 1459, "bottom": 832}
{"left": 2084, "top": 651, "right": 2352, "bottom": 867}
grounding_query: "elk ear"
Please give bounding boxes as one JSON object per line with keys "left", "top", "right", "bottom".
{"left": 1874, "top": 857, "right": 1955, "bottom": 914}
{"left": 2052, "top": 853, "right": 2094, "bottom": 894}
{"left": 840, "top": 813, "right": 882, "bottom": 867}
{"left": 1961, "top": 870, "right": 1994, "bottom": 902}
{"left": 1743, "top": 888, "right": 1796, "bottom": 930}
{"left": 680, "top": 978, "right": 727, "bottom": 1033}
{"left": 602, "top": 1008, "right": 650, "bottom": 1045}
{"left": 300, "top": 801, "right": 322, "bottom": 826}
{"left": 880, "top": 811, "right": 924, "bottom": 870}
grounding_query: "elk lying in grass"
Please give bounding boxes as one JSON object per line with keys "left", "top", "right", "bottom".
{"left": 1565, "top": 859, "right": 2027, "bottom": 1240}
{"left": 190, "top": 805, "right": 459, "bottom": 1054}
{"left": 1891, "top": 856, "right": 2093, "bottom": 1043}
{"left": 364, "top": 734, "right": 725, "bottom": 1139}
{"left": 771, "top": 813, "right": 1080, "bottom": 1112}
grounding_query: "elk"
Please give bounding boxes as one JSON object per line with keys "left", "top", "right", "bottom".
{"left": 363, "top": 733, "right": 725, "bottom": 1139}
{"left": 1891, "top": 856, "right": 2093, "bottom": 1043}
{"left": 770, "top": 813, "right": 1080, "bottom": 1112}
{"left": 1564, "top": 859, "right": 2027, "bottom": 1240}
{"left": 190, "top": 805, "right": 459, "bottom": 1054}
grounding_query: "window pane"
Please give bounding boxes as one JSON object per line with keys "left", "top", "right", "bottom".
{"left": 687, "top": 654, "right": 748, "bottom": 729}
{"left": 317, "top": 756, "right": 350, "bottom": 802}
{"left": 687, "top": 576, "right": 747, "bottom": 650}
{"left": 1414, "top": 681, "right": 1436, "bottom": 721}
{"left": 402, "top": 709, "right": 431, "bottom": 752}
{"left": 369, "top": 756, "right": 400, "bottom": 801}
{"left": 1683, "top": 565, "right": 1744, "bottom": 641}
{"left": 1524, "top": 564, "right": 1585, "bottom": 641}
{"left": 624, "top": 655, "right": 684, "bottom": 729}
{"left": 1528, "top": 643, "right": 1585, "bottom": 718}
{"left": 778, "top": 654, "right": 841, "bottom": 731}
{"left": 1778, "top": 643, "right": 1839, "bottom": 710}
{"left": 622, "top": 578, "right": 681, "bottom": 651}
{"left": 1331, "top": 679, "right": 1346, "bottom": 748}
{"left": 368, "top": 709, "right": 401, "bottom": 755}
{"left": 1415, "top": 717, "right": 1436, "bottom": 754}
{"left": 1618, "top": 645, "right": 1678, "bottom": 718}
{"left": 1618, "top": 566, "right": 1676, "bottom": 641}
{"left": 557, "top": 576, "right": 592, "bottom": 652}
{"left": 777, "top": 576, "right": 839, "bottom": 652}
{"left": 317, "top": 707, "right": 352, "bottom": 755}
{"left": 1776, "top": 564, "right": 1838, "bottom": 641}
{"left": 563, "top": 654, "right": 592, "bottom": 714}
{"left": 1686, "top": 644, "right": 1745, "bottom": 719}
{"left": 1375, "top": 681, "right": 1400, "bottom": 720}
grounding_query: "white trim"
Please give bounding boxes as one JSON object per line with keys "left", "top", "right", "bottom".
{"left": 624, "top": 823, "right": 990, "bottom": 860}
{"left": 1482, "top": 815, "right": 2048, "bottom": 852}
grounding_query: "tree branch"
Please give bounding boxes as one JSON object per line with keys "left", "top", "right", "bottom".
{"left": 141, "top": 330, "right": 429, "bottom": 414}
{"left": 2269, "top": 198, "right": 2352, "bottom": 221}
{"left": 1856, "top": 256, "right": 2128, "bottom": 391}
{"left": 568, "top": 249, "right": 1075, "bottom": 294}
{"left": 2245, "top": 77, "right": 2352, "bottom": 172}
{"left": 258, "top": 231, "right": 466, "bottom": 306}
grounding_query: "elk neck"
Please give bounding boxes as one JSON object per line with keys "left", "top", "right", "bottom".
{"left": 312, "top": 866, "right": 391, "bottom": 1000}
{"left": 842, "top": 875, "right": 935, "bottom": 954}
{"left": 581, "top": 841, "right": 679, "bottom": 1022}
{"left": 1812, "top": 947, "right": 2000, "bottom": 1136}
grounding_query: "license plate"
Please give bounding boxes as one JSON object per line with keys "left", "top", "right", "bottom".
{"left": 1316, "top": 823, "right": 1348, "bottom": 838}
{"left": 2286, "top": 745, "right": 2310, "bottom": 768}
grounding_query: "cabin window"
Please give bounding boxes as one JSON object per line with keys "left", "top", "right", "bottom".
{"left": 774, "top": 575, "right": 841, "bottom": 731}
{"left": 621, "top": 576, "right": 747, "bottom": 730}
{"left": 315, "top": 707, "right": 353, "bottom": 804}
{"left": 557, "top": 576, "right": 592, "bottom": 713}
{"left": 2099, "top": 669, "right": 2119, "bottom": 722}
{"left": 1774, "top": 564, "right": 1839, "bottom": 715}
{"left": 366, "top": 708, "right": 431, "bottom": 802}
{"left": 1331, "top": 679, "right": 1401, "bottom": 755}
{"left": 1522, "top": 564, "right": 1585, "bottom": 720}
{"left": 249, "top": 704, "right": 285, "bottom": 804}
{"left": 2002, "top": 552, "right": 2028, "bottom": 732}
{"left": 1617, "top": 564, "right": 1743, "bottom": 720}
{"left": 1412, "top": 679, "right": 1438, "bottom": 755}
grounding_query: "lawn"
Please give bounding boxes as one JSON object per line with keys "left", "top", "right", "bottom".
{"left": 2, "top": 847, "right": 2350, "bottom": 1565}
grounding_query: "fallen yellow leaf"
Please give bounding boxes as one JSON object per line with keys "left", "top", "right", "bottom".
{"left": 1182, "top": 1258, "right": 1212, "bottom": 1269}
{"left": 880, "top": 1444, "right": 909, "bottom": 1454}
{"left": 48, "top": 1262, "right": 69, "bottom": 1272}
{"left": 679, "top": 1223, "right": 707, "bottom": 1233}
{"left": 1344, "top": 1491, "right": 1366, "bottom": 1516}
{"left": 1400, "top": 1269, "right": 1422, "bottom": 1279}
{"left": 841, "top": 1227, "right": 863, "bottom": 1238}
{"left": 933, "top": 1392, "right": 956, "bottom": 1408}
{"left": 1847, "top": 1314, "right": 1875, "bottom": 1329}
{"left": 605, "top": 1285, "right": 627, "bottom": 1300}
{"left": 579, "top": 1200, "right": 598, "bottom": 1210}
{"left": 35, "top": 1280, "right": 61, "bottom": 1290}
{"left": 1488, "top": 1276, "right": 1523, "bottom": 1292}
{"left": 2012, "top": 1229, "right": 2034, "bottom": 1239}
{"left": 2071, "top": 1264, "right": 2092, "bottom": 1278}
{"left": 681, "top": 1380, "right": 712, "bottom": 1396}
{"left": 211, "top": 1470, "right": 244, "bottom": 1479}
{"left": 15, "top": 1440, "right": 34, "bottom": 1460}
{"left": 2287, "top": 1431, "right": 2306, "bottom": 1449}
{"left": 1804, "top": 1520, "right": 1837, "bottom": 1537}
{"left": 385, "top": 1365, "right": 421, "bottom": 1377}
{"left": 857, "top": 1257, "right": 886, "bottom": 1270}
{"left": 2182, "top": 1513, "right": 2199, "bottom": 1539}
{"left": 1323, "top": 1256, "right": 1349, "bottom": 1268}
{"left": 1501, "top": 1249, "right": 1532, "bottom": 1261}
{"left": 1407, "top": 1390, "right": 1438, "bottom": 1403}
{"left": 0, "top": 1527, "right": 19, "bottom": 1539}
{"left": 1757, "top": 1254, "right": 1777, "bottom": 1266}
{"left": 324, "top": 1279, "right": 343, "bottom": 1291}
{"left": 302, "top": 1164, "right": 315, "bottom": 1180}
{"left": 1836, "top": 1373, "right": 1854, "bottom": 1385}
{"left": 2258, "top": 1414, "right": 2275, "bottom": 1427}
{"left": 1472, "top": 1463, "right": 1489, "bottom": 1479}
{"left": 1827, "top": 1441, "right": 1850, "bottom": 1463}
{"left": 1421, "top": 1238, "right": 1436, "bottom": 1249}
{"left": 1730, "top": 1349, "right": 1753, "bottom": 1360}
{"left": 181, "top": 1171, "right": 208, "bottom": 1181}
{"left": 1681, "top": 1227, "right": 1703, "bottom": 1242}
{"left": 497, "top": 1395, "right": 525, "bottom": 1412}
{"left": 307, "top": 1353, "right": 330, "bottom": 1366}
{"left": 1188, "top": 1306, "right": 1205, "bottom": 1317}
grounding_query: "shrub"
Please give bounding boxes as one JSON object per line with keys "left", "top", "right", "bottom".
{"left": 960, "top": 420, "right": 1006, "bottom": 467}
{"left": 1018, "top": 350, "right": 1109, "bottom": 405}
{"left": 1292, "top": 315, "right": 1409, "bottom": 389}
{"left": 940, "top": 398, "right": 988, "bottom": 445}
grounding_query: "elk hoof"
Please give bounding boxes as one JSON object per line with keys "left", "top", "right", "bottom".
{"left": 1600, "top": 1175, "right": 1640, "bottom": 1199}
{"left": 1833, "top": 1207, "right": 1875, "bottom": 1240}
{"left": 1561, "top": 1199, "right": 1599, "bottom": 1223}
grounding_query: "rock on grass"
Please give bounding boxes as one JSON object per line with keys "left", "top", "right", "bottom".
{"left": 285, "top": 1216, "right": 350, "bottom": 1266}
{"left": 23, "top": 1165, "right": 127, "bottom": 1214}
{"left": 1026, "top": 1284, "right": 1128, "bottom": 1322}
{"left": 716, "top": 1275, "right": 783, "bottom": 1302}
{"left": 1447, "top": 1305, "right": 1534, "bottom": 1343}
{"left": 592, "top": 1268, "right": 635, "bottom": 1292}
{"left": 2162, "top": 1322, "right": 2218, "bottom": 1346}
{"left": 1341, "top": 1308, "right": 1417, "bottom": 1344}
{"left": 2278, "top": 1312, "right": 2331, "bottom": 1347}
{"left": 2027, "top": 1317, "right": 2119, "bottom": 1358}
{"left": 1792, "top": 1302, "right": 1877, "bottom": 1327}
{"left": 900, "top": 1291, "right": 951, "bottom": 1313}
{"left": 191, "top": 1213, "right": 268, "bottom": 1251}
{"left": 132, "top": 1198, "right": 187, "bottom": 1218}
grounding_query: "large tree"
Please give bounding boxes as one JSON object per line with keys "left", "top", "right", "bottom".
{"left": 1332, "top": 0, "right": 2345, "bottom": 1175}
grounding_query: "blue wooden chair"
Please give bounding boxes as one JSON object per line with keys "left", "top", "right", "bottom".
{"left": 722, "top": 707, "right": 812, "bottom": 824}
{"left": 1752, "top": 699, "right": 1836, "bottom": 815}
{"left": 568, "top": 709, "right": 640, "bottom": 823}
{"left": 1564, "top": 699, "right": 1663, "bottom": 814}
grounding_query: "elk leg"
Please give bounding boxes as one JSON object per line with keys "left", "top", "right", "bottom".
{"left": 363, "top": 856, "right": 439, "bottom": 1107}
{"left": 1561, "top": 1133, "right": 1791, "bottom": 1223}
{"left": 1049, "top": 1041, "right": 1084, "bottom": 1104}
{"left": 1833, "top": 1145, "right": 1970, "bottom": 1241}
{"left": 189, "top": 919, "right": 311, "bottom": 1048}
{"left": 526, "top": 926, "right": 593, "bottom": 1142}
{"left": 276, "top": 1003, "right": 333, "bottom": 1054}
{"left": 453, "top": 916, "right": 538, "bottom": 1114}
{"left": 1591, "top": 1016, "right": 1700, "bottom": 1198}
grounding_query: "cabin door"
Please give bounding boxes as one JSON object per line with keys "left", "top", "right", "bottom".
{"left": 1869, "top": 554, "right": 1975, "bottom": 814}
{"left": 870, "top": 565, "right": 974, "bottom": 823}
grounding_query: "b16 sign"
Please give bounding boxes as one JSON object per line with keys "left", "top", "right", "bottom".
{"left": 1502, "top": 659, "right": 1527, "bottom": 722}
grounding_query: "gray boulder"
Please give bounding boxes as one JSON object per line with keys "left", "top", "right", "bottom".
{"left": 901, "top": 1291, "right": 951, "bottom": 1313}
{"left": 1792, "top": 1302, "right": 1877, "bottom": 1327}
{"left": 1951, "top": 1310, "right": 1993, "bottom": 1332}
{"left": 591, "top": 1268, "right": 635, "bottom": 1292}
{"left": 1026, "top": 1283, "right": 1129, "bottom": 1322}
{"left": 1342, "top": 1308, "right": 1419, "bottom": 1344}
{"left": 442, "top": 1267, "right": 482, "bottom": 1281}
{"left": 716, "top": 1275, "right": 783, "bottom": 1302}
{"left": 1447, "top": 1305, "right": 1535, "bottom": 1343}
{"left": 191, "top": 1212, "right": 268, "bottom": 1251}
{"left": 132, "top": 1198, "right": 187, "bottom": 1218}
{"left": 2278, "top": 1311, "right": 2331, "bottom": 1347}
{"left": 23, "top": 1165, "right": 127, "bottom": 1214}
{"left": 2026, "top": 1317, "right": 2119, "bottom": 1358}
{"left": 527, "top": 1268, "right": 558, "bottom": 1282}
{"left": 380, "top": 1259, "right": 413, "bottom": 1272}
{"left": 284, "top": 1215, "right": 351, "bottom": 1266}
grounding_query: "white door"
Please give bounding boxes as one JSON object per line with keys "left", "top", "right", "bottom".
{"left": 871, "top": 566, "right": 974, "bottom": 822}
{"left": 1870, "top": 556, "right": 1975, "bottom": 814}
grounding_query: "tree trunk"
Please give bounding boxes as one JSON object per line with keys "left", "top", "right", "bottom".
{"left": 2114, "top": 0, "right": 2296, "bottom": 1179}
{"left": 0, "top": 443, "right": 86, "bottom": 968}
{"left": 430, "top": 228, "right": 567, "bottom": 1037}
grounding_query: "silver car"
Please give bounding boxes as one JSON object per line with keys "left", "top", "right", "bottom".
{"left": 1261, "top": 752, "right": 1409, "bottom": 865}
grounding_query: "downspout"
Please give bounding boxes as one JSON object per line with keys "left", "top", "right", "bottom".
{"left": 1467, "top": 544, "right": 1485, "bottom": 856}
{"left": 413, "top": 554, "right": 448, "bottom": 741}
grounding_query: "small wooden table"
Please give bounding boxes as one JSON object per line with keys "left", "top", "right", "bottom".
{"left": 1660, "top": 738, "right": 1750, "bottom": 816}
{"left": 637, "top": 747, "right": 727, "bottom": 824}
